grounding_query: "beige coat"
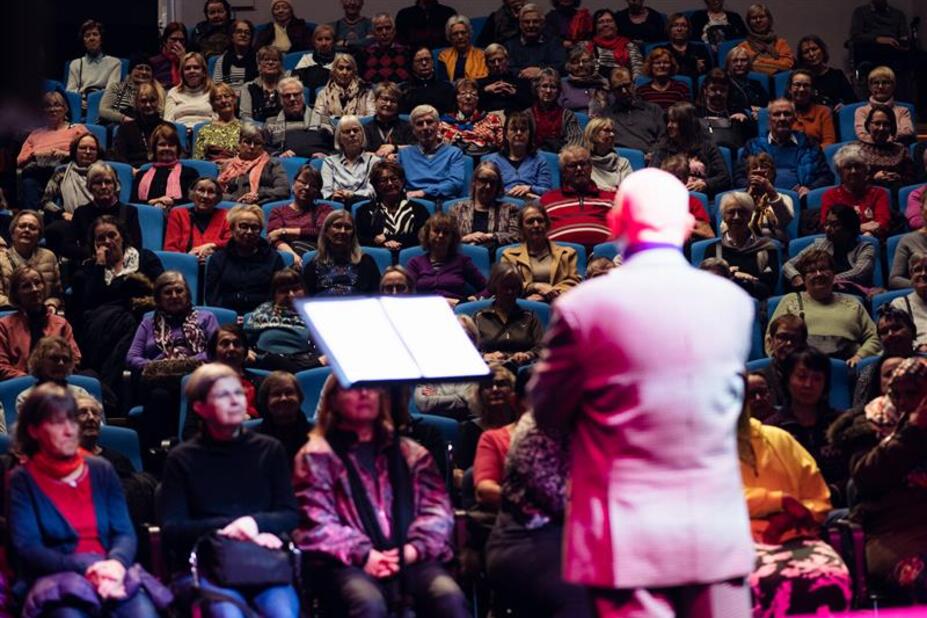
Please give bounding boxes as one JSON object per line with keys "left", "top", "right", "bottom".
{"left": 0, "top": 247, "right": 62, "bottom": 307}
{"left": 501, "top": 242, "right": 581, "bottom": 297}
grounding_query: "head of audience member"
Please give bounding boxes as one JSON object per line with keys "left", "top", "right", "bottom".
{"left": 209, "top": 83, "right": 237, "bottom": 123}
{"left": 446, "top": 15, "right": 473, "bottom": 54}
{"left": 746, "top": 371, "right": 776, "bottom": 422}
{"left": 833, "top": 143, "right": 870, "bottom": 195}
{"left": 370, "top": 160, "right": 405, "bottom": 207}
{"left": 76, "top": 395, "right": 104, "bottom": 453}
{"left": 149, "top": 123, "right": 182, "bottom": 164}
{"left": 704, "top": 0, "right": 726, "bottom": 10}
{"left": 471, "top": 161, "right": 504, "bottom": 207}
{"left": 666, "top": 13, "right": 692, "bottom": 44}
{"left": 592, "top": 9, "right": 620, "bottom": 41}
{"left": 744, "top": 153, "right": 778, "bottom": 192}
{"left": 372, "top": 82, "right": 401, "bottom": 124}
{"left": 203, "top": 0, "right": 231, "bottom": 26}
{"left": 230, "top": 19, "right": 254, "bottom": 53}
{"left": 256, "top": 46, "right": 284, "bottom": 82}
{"left": 207, "top": 325, "right": 249, "bottom": 373}
{"left": 311, "top": 24, "right": 336, "bottom": 59}
{"left": 768, "top": 99, "right": 797, "bottom": 143}
{"left": 532, "top": 68, "right": 562, "bottom": 111}
{"left": 501, "top": 111, "right": 536, "bottom": 159}
{"left": 86, "top": 162, "right": 121, "bottom": 207}
{"left": 187, "top": 362, "right": 246, "bottom": 441}
{"left": 586, "top": 256, "right": 617, "bottom": 278}
{"left": 9, "top": 210, "right": 45, "bottom": 258}
{"left": 786, "top": 69, "right": 815, "bottom": 110}
{"left": 559, "top": 145, "right": 595, "bottom": 192}
{"left": 371, "top": 14, "right": 396, "bottom": 47}
{"left": 867, "top": 66, "right": 896, "bottom": 103}
{"left": 454, "top": 78, "right": 481, "bottom": 117}
{"left": 643, "top": 48, "right": 677, "bottom": 82}
{"left": 665, "top": 101, "right": 701, "bottom": 148}
{"left": 877, "top": 305, "right": 916, "bottom": 359}
{"left": 278, "top": 76, "right": 306, "bottom": 118}
{"left": 724, "top": 47, "right": 752, "bottom": 79}
{"left": 861, "top": 355, "right": 905, "bottom": 407}
{"left": 420, "top": 212, "right": 460, "bottom": 261}
{"left": 292, "top": 164, "right": 322, "bottom": 209}
{"left": 27, "top": 336, "right": 76, "bottom": 384}
{"left": 485, "top": 44, "right": 510, "bottom": 77}
{"left": 227, "top": 204, "right": 264, "bottom": 254}
{"left": 565, "top": 47, "right": 597, "bottom": 82}
{"left": 9, "top": 266, "right": 47, "bottom": 316}
{"left": 318, "top": 210, "right": 361, "bottom": 264}
{"left": 316, "top": 374, "right": 393, "bottom": 444}
{"left": 699, "top": 68, "right": 733, "bottom": 111}
{"left": 79, "top": 19, "right": 104, "bottom": 56}
{"left": 518, "top": 203, "right": 551, "bottom": 250}
{"left": 160, "top": 22, "right": 188, "bottom": 58}
{"left": 342, "top": 0, "right": 364, "bottom": 19}
{"left": 186, "top": 179, "right": 221, "bottom": 220}
{"left": 767, "top": 314, "right": 808, "bottom": 364}
{"left": 134, "top": 82, "right": 162, "bottom": 121}
{"left": 911, "top": 253, "right": 927, "bottom": 303}
{"left": 42, "top": 91, "right": 69, "bottom": 130}
{"left": 699, "top": 256, "right": 733, "bottom": 279}
{"left": 886, "top": 357, "right": 927, "bottom": 417}
{"left": 237, "top": 122, "right": 267, "bottom": 162}
{"left": 583, "top": 117, "right": 618, "bottom": 157}
{"left": 745, "top": 3, "right": 775, "bottom": 37}
{"left": 796, "top": 249, "right": 836, "bottom": 303}
{"left": 270, "top": 0, "right": 294, "bottom": 25}
{"left": 865, "top": 105, "right": 898, "bottom": 146}
{"left": 474, "top": 363, "right": 519, "bottom": 428}
{"left": 89, "top": 215, "right": 131, "bottom": 269}
{"left": 796, "top": 35, "right": 829, "bottom": 72}
{"left": 179, "top": 51, "right": 210, "bottom": 92}
{"left": 127, "top": 54, "right": 154, "bottom": 86}
{"left": 719, "top": 192, "right": 756, "bottom": 243}
{"left": 271, "top": 268, "right": 304, "bottom": 310}
{"left": 257, "top": 370, "right": 305, "bottom": 427}
{"left": 410, "top": 105, "right": 441, "bottom": 152}
{"left": 823, "top": 203, "right": 860, "bottom": 249}
{"left": 379, "top": 265, "right": 414, "bottom": 295}
{"left": 411, "top": 47, "right": 435, "bottom": 81}
{"left": 330, "top": 53, "right": 360, "bottom": 89}
{"left": 781, "top": 347, "right": 830, "bottom": 417}
{"left": 153, "top": 270, "right": 194, "bottom": 318}
{"left": 518, "top": 4, "right": 544, "bottom": 42}
{"left": 15, "top": 383, "right": 80, "bottom": 460}
{"left": 659, "top": 153, "right": 691, "bottom": 186}
{"left": 487, "top": 262, "right": 523, "bottom": 312}
{"left": 608, "top": 67, "right": 636, "bottom": 105}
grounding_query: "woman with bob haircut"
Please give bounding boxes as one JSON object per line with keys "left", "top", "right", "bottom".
{"left": 301, "top": 210, "right": 381, "bottom": 297}
{"left": 406, "top": 212, "right": 487, "bottom": 304}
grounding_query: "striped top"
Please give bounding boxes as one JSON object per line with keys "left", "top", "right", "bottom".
{"left": 636, "top": 80, "right": 691, "bottom": 111}
{"left": 539, "top": 187, "right": 616, "bottom": 248}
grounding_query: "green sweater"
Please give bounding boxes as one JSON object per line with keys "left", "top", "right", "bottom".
{"left": 766, "top": 292, "right": 881, "bottom": 359}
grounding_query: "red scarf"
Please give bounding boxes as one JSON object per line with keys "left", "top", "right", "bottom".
{"left": 590, "top": 34, "right": 631, "bottom": 66}
{"left": 28, "top": 448, "right": 90, "bottom": 479}
{"left": 532, "top": 104, "right": 563, "bottom": 148}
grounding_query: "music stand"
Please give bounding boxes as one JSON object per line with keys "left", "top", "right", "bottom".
{"left": 294, "top": 295, "right": 489, "bottom": 608}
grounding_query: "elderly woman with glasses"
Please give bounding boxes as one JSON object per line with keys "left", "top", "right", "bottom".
{"left": 438, "top": 15, "right": 489, "bottom": 81}
{"left": 42, "top": 132, "right": 103, "bottom": 221}
{"left": 311, "top": 53, "right": 376, "bottom": 134}
{"left": 267, "top": 165, "right": 334, "bottom": 267}
{"left": 529, "top": 68, "right": 582, "bottom": 153}
{"left": 241, "top": 45, "right": 286, "bottom": 123}
{"left": 854, "top": 66, "right": 916, "bottom": 145}
{"left": 712, "top": 191, "right": 779, "bottom": 299}
{"left": 68, "top": 162, "right": 143, "bottom": 259}
{"left": 163, "top": 177, "right": 231, "bottom": 261}
{"left": 192, "top": 83, "right": 241, "bottom": 162}
{"left": 483, "top": 111, "right": 553, "bottom": 199}
{"left": 322, "top": 115, "right": 381, "bottom": 204}
{"left": 448, "top": 161, "right": 520, "bottom": 252}
{"left": 821, "top": 144, "right": 891, "bottom": 239}
{"left": 439, "top": 78, "right": 504, "bottom": 156}
{"left": 211, "top": 19, "right": 258, "bottom": 93}
{"left": 0, "top": 211, "right": 62, "bottom": 310}
{"left": 217, "top": 123, "right": 290, "bottom": 205}
{"left": 355, "top": 160, "right": 431, "bottom": 255}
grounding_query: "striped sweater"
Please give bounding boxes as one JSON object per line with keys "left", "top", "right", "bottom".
{"left": 539, "top": 186, "right": 616, "bottom": 248}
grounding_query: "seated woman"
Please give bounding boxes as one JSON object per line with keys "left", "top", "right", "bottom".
{"left": 205, "top": 204, "right": 285, "bottom": 314}
{"left": 583, "top": 117, "right": 632, "bottom": 191}
{"left": 544, "top": 0, "right": 592, "bottom": 48}
{"left": 15, "top": 336, "right": 96, "bottom": 417}
{"left": 786, "top": 69, "right": 836, "bottom": 147}
{"left": 854, "top": 66, "right": 916, "bottom": 145}
{"left": 689, "top": 0, "right": 747, "bottom": 51}
{"left": 906, "top": 184, "right": 927, "bottom": 231}
{"left": 293, "top": 375, "right": 468, "bottom": 618}
{"left": 740, "top": 153, "right": 794, "bottom": 242}
{"left": 406, "top": 213, "right": 487, "bottom": 305}
{"left": 447, "top": 161, "right": 520, "bottom": 253}
{"left": 217, "top": 123, "right": 290, "bottom": 205}
{"left": 738, "top": 401, "right": 851, "bottom": 614}
{"left": 191, "top": 0, "right": 232, "bottom": 58}
{"left": 650, "top": 102, "right": 730, "bottom": 198}
{"left": 311, "top": 53, "right": 375, "bottom": 135}
{"left": 659, "top": 13, "right": 713, "bottom": 78}
{"left": 785, "top": 204, "right": 875, "bottom": 294}
{"left": 851, "top": 313, "right": 913, "bottom": 407}
{"left": 456, "top": 363, "right": 519, "bottom": 477}
{"left": 42, "top": 132, "right": 103, "bottom": 221}
{"left": 150, "top": 22, "right": 187, "bottom": 89}
{"left": 559, "top": 46, "right": 607, "bottom": 113}
{"left": 438, "top": 15, "right": 488, "bottom": 81}
{"left": 66, "top": 161, "right": 144, "bottom": 260}
{"left": 821, "top": 144, "right": 891, "bottom": 239}
{"left": 244, "top": 268, "right": 324, "bottom": 373}
{"left": 439, "top": 78, "right": 504, "bottom": 157}
{"left": 302, "top": 210, "right": 380, "bottom": 296}
{"left": 210, "top": 19, "right": 258, "bottom": 94}
{"left": 109, "top": 83, "right": 166, "bottom": 169}
{"left": 0, "top": 267, "right": 80, "bottom": 384}
{"left": 163, "top": 51, "right": 214, "bottom": 129}
{"left": 529, "top": 69, "right": 582, "bottom": 153}
{"left": 98, "top": 55, "right": 164, "bottom": 126}
{"left": 380, "top": 265, "right": 415, "bottom": 295}
{"left": 636, "top": 49, "right": 691, "bottom": 112}
{"left": 204, "top": 325, "right": 262, "bottom": 422}
{"left": 66, "top": 20, "right": 122, "bottom": 104}
{"left": 476, "top": 44, "right": 533, "bottom": 114}
{"left": 712, "top": 192, "right": 779, "bottom": 299}
{"left": 191, "top": 83, "right": 241, "bottom": 162}
{"left": 267, "top": 165, "right": 334, "bottom": 267}
{"left": 364, "top": 82, "right": 415, "bottom": 158}
{"left": 163, "top": 177, "right": 230, "bottom": 261}
{"left": 322, "top": 115, "right": 380, "bottom": 204}
{"left": 768, "top": 249, "right": 881, "bottom": 366}
{"left": 696, "top": 68, "right": 756, "bottom": 152}
{"left": 254, "top": 371, "right": 312, "bottom": 465}
{"left": 857, "top": 104, "right": 916, "bottom": 193}
{"left": 586, "top": 9, "right": 642, "bottom": 79}
{"left": 892, "top": 203, "right": 927, "bottom": 290}
{"left": 126, "top": 271, "right": 218, "bottom": 451}
{"left": 255, "top": 0, "right": 311, "bottom": 52}
{"left": 474, "top": 263, "right": 543, "bottom": 371}
{"left": 0, "top": 211, "right": 63, "bottom": 309}
{"left": 160, "top": 362, "right": 299, "bottom": 618}
{"left": 292, "top": 24, "right": 336, "bottom": 93}
{"left": 724, "top": 46, "right": 769, "bottom": 114}
{"left": 355, "top": 160, "right": 430, "bottom": 255}
{"left": 736, "top": 3, "right": 794, "bottom": 75}
{"left": 829, "top": 357, "right": 927, "bottom": 602}
{"left": 130, "top": 123, "right": 199, "bottom": 209}
{"left": 17, "top": 90, "right": 89, "bottom": 211}
{"left": 240, "top": 46, "right": 285, "bottom": 123}
{"left": 473, "top": 366, "right": 525, "bottom": 513}
{"left": 796, "top": 35, "right": 856, "bottom": 109}
{"left": 482, "top": 111, "right": 553, "bottom": 200}
{"left": 501, "top": 204, "right": 581, "bottom": 303}
{"left": 10, "top": 384, "right": 169, "bottom": 618}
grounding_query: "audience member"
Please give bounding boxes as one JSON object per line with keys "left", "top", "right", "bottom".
{"left": 0, "top": 212, "right": 62, "bottom": 310}
{"left": 293, "top": 24, "right": 337, "bottom": 92}
{"left": 364, "top": 82, "right": 414, "bottom": 157}
{"left": 163, "top": 177, "right": 230, "bottom": 259}
{"left": 41, "top": 133, "right": 102, "bottom": 222}
{"left": 657, "top": 155, "right": 715, "bottom": 242}
{"left": 650, "top": 101, "right": 730, "bottom": 197}
{"left": 851, "top": 308, "right": 915, "bottom": 407}
{"left": 762, "top": 314, "right": 808, "bottom": 406}
{"left": 448, "top": 161, "right": 520, "bottom": 253}
{"left": 689, "top": 0, "right": 747, "bottom": 50}
{"left": 401, "top": 47, "right": 457, "bottom": 114}
{"left": 821, "top": 144, "right": 891, "bottom": 238}
{"left": 98, "top": 55, "right": 164, "bottom": 126}
{"left": 190, "top": 0, "right": 233, "bottom": 58}
{"left": 14, "top": 335, "right": 94, "bottom": 423}
{"left": 163, "top": 51, "right": 214, "bottom": 128}
{"left": 332, "top": 0, "right": 374, "bottom": 48}
{"left": 191, "top": 83, "right": 241, "bottom": 162}
{"left": 586, "top": 254, "right": 617, "bottom": 277}
{"left": 529, "top": 69, "right": 582, "bottom": 153}
{"left": 740, "top": 153, "right": 794, "bottom": 242}
{"left": 439, "top": 79, "right": 504, "bottom": 156}
{"left": 210, "top": 19, "right": 257, "bottom": 93}
{"left": 544, "top": 0, "right": 592, "bottom": 47}
{"left": 478, "top": 0, "right": 524, "bottom": 48}
{"left": 151, "top": 22, "right": 188, "bottom": 89}
{"left": 109, "top": 83, "right": 166, "bottom": 168}
{"left": 357, "top": 15, "right": 410, "bottom": 85}
{"left": 483, "top": 111, "right": 553, "bottom": 199}
{"left": 302, "top": 210, "right": 381, "bottom": 296}
{"left": 724, "top": 46, "right": 769, "bottom": 112}
{"left": 559, "top": 46, "right": 606, "bottom": 113}
{"left": 586, "top": 9, "right": 642, "bottom": 80}
{"left": 593, "top": 66, "right": 665, "bottom": 153}
{"left": 615, "top": 0, "right": 665, "bottom": 45}
{"left": 712, "top": 191, "right": 780, "bottom": 299}
{"left": 848, "top": 0, "right": 912, "bottom": 78}
{"left": 475, "top": 263, "right": 543, "bottom": 370}
{"left": 736, "top": 3, "right": 794, "bottom": 75}
{"left": 477, "top": 44, "right": 534, "bottom": 114}
{"left": 66, "top": 20, "right": 122, "bottom": 103}
{"left": 854, "top": 66, "right": 916, "bottom": 145}
{"left": 505, "top": 4, "right": 567, "bottom": 79}
{"left": 786, "top": 69, "right": 836, "bottom": 147}
{"left": 240, "top": 46, "right": 285, "bottom": 123}
{"left": 540, "top": 145, "right": 614, "bottom": 248}
{"left": 406, "top": 213, "right": 487, "bottom": 304}
{"left": 399, "top": 105, "right": 466, "bottom": 201}
{"left": 321, "top": 116, "right": 379, "bottom": 204}
{"left": 858, "top": 104, "right": 916, "bottom": 192}
{"left": 267, "top": 165, "right": 333, "bottom": 266}
{"left": 796, "top": 35, "right": 856, "bottom": 108}
{"left": 254, "top": 371, "right": 312, "bottom": 465}
{"left": 457, "top": 364, "right": 519, "bottom": 474}
{"left": 583, "top": 117, "right": 631, "bottom": 191}
{"left": 264, "top": 77, "right": 334, "bottom": 159}
{"left": 130, "top": 123, "right": 199, "bottom": 208}
{"left": 218, "top": 123, "right": 290, "bottom": 205}
{"left": 69, "top": 162, "right": 143, "bottom": 259}
{"left": 355, "top": 160, "right": 430, "bottom": 253}
{"left": 395, "top": 0, "right": 458, "bottom": 51}
{"left": 439, "top": 16, "right": 489, "bottom": 81}
{"left": 312, "top": 53, "right": 375, "bottom": 135}
{"left": 746, "top": 370, "right": 778, "bottom": 422}
{"left": 699, "top": 69, "right": 754, "bottom": 152}
{"left": 890, "top": 254, "right": 927, "bottom": 348}
{"left": 255, "top": 0, "right": 311, "bottom": 52}
{"left": 660, "top": 13, "right": 713, "bottom": 79}
{"left": 636, "top": 48, "right": 691, "bottom": 111}
{"left": 204, "top": 325, "right": 263, "bottom": 421}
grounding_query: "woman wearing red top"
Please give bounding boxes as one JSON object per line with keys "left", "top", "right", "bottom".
{"left": 9, "top": 384, "right": 168, "bottom": 616}
{"left": 637, "top": 48, "right": 691, "bottom": 111}
{"left": 266, "top": 165, "right": 334, "bottom": 268}
{"left": 820, "top": 144, "right": 890, "bottom": 238}
{"left": 163, "top": 177, "right": 231, "bottom": 261}
{"left": 586, "top": 9, "right": 642, "bottom": 80}
{"left": 473, "top": 364, "right": 520, "bottom": 511}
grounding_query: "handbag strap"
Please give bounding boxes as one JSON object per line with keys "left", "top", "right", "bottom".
{"left": 793, "top": 291, "right": 805, "bottom": 322}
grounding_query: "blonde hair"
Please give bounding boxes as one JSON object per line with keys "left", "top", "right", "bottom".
{"left": 582, "top": 117, "right": 615, "bottom": 150}
{"left": 178, "top": 52, "right": 213, "bottom": 93}
{"left": 227, "top": 203, "right": 264, "bottom": 228}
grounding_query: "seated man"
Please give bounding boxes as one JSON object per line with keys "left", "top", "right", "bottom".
{"left": 398, "top": 105, "right": 466, "bottom": 202}
{"left": 476, "top": 44, "right": 534, "bottom": 114}
{"left": 762, "top": 314, "right": 809, "bottom": 406}
{"left": 395, "top": 0, "right": 458, "bottom": 51}
{"left": 360, "top": 13, "right": 411, "bottom": 84}
{"left": 504, "top": 3, "right": 566, "bottom": 80}
{"left": 399, "top": 47, "right": 456, "bottom": 114}
{"left": 737, "top": 99, "right": 834, "bottom": 198}
{"left": 539, "top": 145, "right": 615, "bottom": 249}
{"left": 263, "top": 76, "right": 334, "bottom": 159}
{"left": 595, "top": 67, "right": 665, "bottom": 153}
{"left": 849, "top": 0, "right": 912, "bottom": 77}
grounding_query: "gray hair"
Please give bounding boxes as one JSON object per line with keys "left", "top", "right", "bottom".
{"left": 909, "top": 252, "right": 927, "bottom": 272}
{"left": 86, "top": 161, "right": 121, "bottom": 192}
{"left": 445, "top": 14, "right": 472, "bottom": 40}
{"left": 372, "top": 12, "right": 393, "bottom": 25}
{"left": 719, "top": 191, "right": 756, "bottom": 216}
{"left": 334, "top": 115, "right": 367, "bottom": 151}
{"left": 239, "top": 121, "right": 265, "bottom": 144}
{"left": 410, "top": 104, "right": 439, "bottom": 124}
{"left": 277, "top": 76, "right": 305, "bottom": 94}
{"left": 519, "top": 3, "right": 542, "bottom": 19}
{"left": 485, "top": 43, "right": 508, "bottom": 57}
{"left": 768, "top": 97, "right": 795, "bottom": 113}
{"left": 558, "top": 144, "right": 590, "bottom": 171}
{"left": 832, "top": 143, "right": 868, "bottom": 172}
{"left": 332, "top": 52, "right": 358, "bottom": 74}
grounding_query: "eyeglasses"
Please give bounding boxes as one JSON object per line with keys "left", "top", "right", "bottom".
{"left": 233, "top": 28, "right": 253, "bottom": 35}
{"left": 240, "top": 137, "right": 264, "bottom": 146}
{"left": 235, "top": 223, "right": 262, "bottom": 232}
{"left": 259, "top": 58, "right": 281, "bottom": 65}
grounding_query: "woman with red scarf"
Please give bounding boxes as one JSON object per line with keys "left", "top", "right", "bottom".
{"left": 585, "top": 9, "right": 642, "bottom": 80}
{"left": 216, "top": 123, "right": 289, "bottom": 205}
{"left": 439, "top": 79, "right": 505, "bottom": 157}
{"left": 530, "top": 68, "right": 582, "bottom": 153}
{"left": 129, "top": 124, "right": 198, "bottom": 210}
{"left": 545, "top": 0, "right": 593, "bottom": 48}
{"left": 150, "top": 22, "right": 188, "bottom": 89}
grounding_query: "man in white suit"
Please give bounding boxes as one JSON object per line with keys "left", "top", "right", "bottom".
{"left": 530, "top": 168, "right": 756, "bottom": 617}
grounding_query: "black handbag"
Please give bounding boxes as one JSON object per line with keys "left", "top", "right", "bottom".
{"left": 195, "top": 532, "right": 293, "bottom": 588}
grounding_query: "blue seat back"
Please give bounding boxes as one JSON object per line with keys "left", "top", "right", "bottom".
{"left": 191, "top": 121, "right": 211, "bottom": 151}
{"left": 718, "top": 146, "right": 733, "bottom": 177}
{"left": 772, "top": 70, "right": 791, "bottom": 98}
{"left": 749, "top": 298, "right": 764, "bottom": 360}
{"left": 153, "top": 251, "right": 200, "bottom": 304}
{"left": 591, "top": 241, "right": 618, "bottom": 262}
{"left": 617, "top": 148, "right": 645, "bottom": 171}
{"left": 85, "top": 90, "right": 105, "bottom": 123}
{"left": 787, "top": 234, "right": 823, "bottom": 259}
{"left": 279, "top": 156, "right": 309, "bottom": 188}
{"left": 296, "top": 367, "right": 332, "bottom": 420}
{"left": 179, "top": 159, "right": 218, "bottom": 179}
{"left": 0, "top": 376, "right": 37, "bottom": 432}
{"left": 538, "top": 151, "right": 561, "bottom": 188}
{"left": 823, "top": 142, "right": 851, "bottom": 176}
{"left": 871, "top": 288, "right": 911, "bottom": 318}
{"left": 470, "top": 16, "right": 487, "bottom": 43}
{"left": 105, "top": 160, "right": 134, "bottom": 203}
{"left": 805, "top": 186, "right": 838, "bottom": 211}
{"left": 98, "top": 426, "right": 143, "bottom": 472}
{"left": 886, "top": 233, "right": 906, "bottom": 279}
{"left": 455, "top": 298, "right": 551, "bottom": 329}
{"left": 399, "top": 245, "right": 491, "bottom": 279}
{"left": 283, "top": 51, "right": 306, "bottom": 72}
{"left": 716, "top": 39, "right": 746, "bottom": 66}
{"left": 415, "top": 413, "right": 459, "bottom": 451}
{"left": 131, "top": 203, "right": 165, "bottom": 251}
{"left": 689, "top": 238, "right": 719, "bottom": 266}
{"left": 575, "top": 112, "right": 589, "bottom": 131}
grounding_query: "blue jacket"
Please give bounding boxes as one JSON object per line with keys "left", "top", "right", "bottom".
{"left": 398, "top": 143, "right": 466, "bottom": 200}
{"left": 483, "top": 152, "right": 553, "bottom": 196}
{"left": 9, "top": 456, "right": 136, "bottom": 581}
{"left": 737, "top": 132, "right": 834, "bottom": 190}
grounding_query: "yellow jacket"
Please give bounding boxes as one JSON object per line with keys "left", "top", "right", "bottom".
{"left": 437, "top": 47, "right": 489, "bottom": 81}
{"left": 501, "top": 242, "right": 582, "bottom": 297}
{"left": 740, "top": 418, "right": 832, "bottom": 543}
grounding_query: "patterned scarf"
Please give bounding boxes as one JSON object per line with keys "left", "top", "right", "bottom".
{"left": 153, "top": 308, "right": 208, "bottom": 358}
{"left": 531, "top": 104, "right": 563, "bottom": 148}
{"left": 217, "top": 151, "right": 271, "bottom": 194}
{"left": 745, "top": 22, "right": 780, "bottom": 57}
{"left": 137, "top": 161, "right": 183, "bottom": 201}
{"left": 318, "top": 78, "right": 366, "bottom": 121}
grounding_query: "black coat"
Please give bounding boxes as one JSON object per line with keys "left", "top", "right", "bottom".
{"left": 205, "top": 239, "right": 285, "bottom": 314}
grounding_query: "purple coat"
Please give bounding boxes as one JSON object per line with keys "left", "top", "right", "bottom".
{"left": 405, "top": 253, "right": 487, "bottom": 301}
{"left": 125, "top": 310, "right": 219, "bottom": 372}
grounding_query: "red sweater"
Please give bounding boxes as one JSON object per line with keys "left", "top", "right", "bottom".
{"left": 27, "top": 463, "right": 106, "bottom": 556}
{"left": 164, "top": 207, "right": 231, "bottom": 253}
{"left": 820, "top": 185, "right": 890, "bottom": 233}
{"left": 473, "top": 425, "right": 513, "bottom": 486}
{"left": 540, "top": 186, "right": 616, "bottom": 248}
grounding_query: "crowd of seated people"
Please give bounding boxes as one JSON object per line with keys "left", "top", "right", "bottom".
{"left": 1, "top": 0, "right": 926, "bottom": 614}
